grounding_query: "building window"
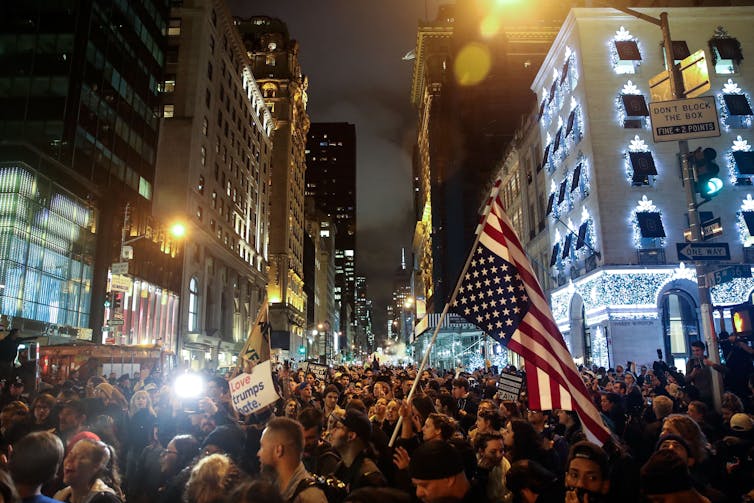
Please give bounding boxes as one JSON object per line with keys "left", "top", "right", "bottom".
{"left": 629, "top": 151, "right": 657, "bottom": 186}
{"left": 197, "top": 206, "right": 203, "bottom": 221}
{"left": 200, "top": 146, "right": 206, "bottom": 166}
{"left": 612, "top": 27, "right": 641, "bottom": 74}
{"left": 661, "top": 291, "right": 700, "bottom": 368}
{"left": 619, "top": 81, "right": 650, "bottom": 129}
{"left": 211, "top": 191, "right": 217, "bottom": 208}
{"left": 570, "top": 163, "right": 582, "bottom": 193}
{"left": 557, "top": 179, "right": 568, "bottom": 205}
{"left": 210, "top": 35, "right": 215, "bottom": 54}
{"left": 576, "top": 221, "right": 589, "bottom": 250}
{"left": 550, "top": 243, "right": 560, "bottom": 267}
{"left": 163, "top": 104, "right": 175, "bottom": 118}
{"left": 207, "top": 62, "right": 213, "bottom": 80}
{"left": 546, "top": 193, "right": 555, "bottom": 216}
{"left": 266, "top": 55, "right": 276, "bottom": 66}
{"left": 636, "top": 212, "right": 665, "bottom": 238}
{"left": 197, "top": 175, "right": 205, "bottom": 194}
{"left": 709, "top": 28, "right": 743, "bottom": 75}
{"left": 160, "top": 76, "right": 176, "bottom": 93}
{"left": 211, "top": 9, "right": 217, "bottom": 26}
{"left": 188, "top": 277, "right": 199, "bottom": 332}
{"left": 733, "top": 151, "right": 754, "bottom": 177}
{"left": 168, "top": 18, "right": 182, "bottom": 36}
{"left": 664, "top": 40, "right": 690, "bottom": 67}
{"left": 202, "top": 117, "right": 209, "bottom": 136}
{"left": 205, "top": 89, "right": 211, "bottom": 108}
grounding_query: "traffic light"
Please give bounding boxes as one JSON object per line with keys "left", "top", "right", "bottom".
{"left": 298, "top": 345, "right": 306, "bottom": 355}
{"left": 692, "top": 147, "right": 722, "bottom": 199}
{"left": 104, "top": 292, "right": 112, "bottom": 308}
{"left": 112, "top": 292, "right": 123, "bottom": 310}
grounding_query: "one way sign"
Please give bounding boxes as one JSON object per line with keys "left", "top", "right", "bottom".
{"left": 676, "top": 242, "right": 730, "bottom": 261}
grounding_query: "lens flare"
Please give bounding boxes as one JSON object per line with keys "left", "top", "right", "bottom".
{"left": 480, "top": 15, "right": 500, "bottom": 38}
{"left": 454, "top": 43, "right": 492, "bottom": 86}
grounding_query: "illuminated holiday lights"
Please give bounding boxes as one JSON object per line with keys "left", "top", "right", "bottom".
{"left": 718, "top": 78, "right": 753, "bottom": 130}
{"left": 737, "top": 194, "right": 754, "bottom": 247}
{"left": 610, "top": 26, "right": 642, "bottom": 74}
{"left": 631, "top": 195, "right": 665, "bottom": 249}
{"left": 616, "top": 81, "right": 650, "bottom": 129}
{"left": 728, "top": 135, "right": 752, "bottom": 184}
{"left": 592, "top": 326, "right": 609, "bottom": 368}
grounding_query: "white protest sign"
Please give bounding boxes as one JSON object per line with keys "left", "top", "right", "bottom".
{"left": 497, "top": 372, "right": 524, "bottom": 401}
{"left": 229, "top": 360, "right": 279, "bottom": 415}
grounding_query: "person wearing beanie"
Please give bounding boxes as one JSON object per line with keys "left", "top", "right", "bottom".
{"left": 641, "top": 450, "right": 709, "bottom": 502}
{"left": 330, "top": 409, "right": 386, "bottom": 490}
{"left": 201, "top": 424, "right": 246, "bottom": 463}
{"left": 408, "top": 440, "right": 488, "bottom": 502}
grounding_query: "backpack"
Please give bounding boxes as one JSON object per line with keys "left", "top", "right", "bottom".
{"left": 291, "top": 475, "right": 348, "bottom": 503}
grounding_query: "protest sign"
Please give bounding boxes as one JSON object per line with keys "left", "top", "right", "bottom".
{"left": 307, "top": 362, "right": 329, "bottom": 382}
{"left": 229, "top": 360, "right": 279, "bottom": 415}
{"left": 497, "top": 371, "right": 524, "bottom": 401}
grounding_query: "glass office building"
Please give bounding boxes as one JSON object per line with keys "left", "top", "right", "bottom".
{"left": 0, "top": 162, "right": 95, "bottom": 332}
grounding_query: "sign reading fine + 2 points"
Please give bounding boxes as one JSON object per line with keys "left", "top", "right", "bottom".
{"left": 649, "top": 96, "right": 721, "bottom": 143}
{"left": 676, "top": 242, "right": 730, "bottom": 261}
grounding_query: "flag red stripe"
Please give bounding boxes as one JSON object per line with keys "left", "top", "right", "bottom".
{"left": 511, "top": 338, "right": 608, "bottom": 441}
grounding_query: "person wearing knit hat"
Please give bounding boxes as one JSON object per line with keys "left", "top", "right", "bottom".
{"left": 641, "top": 450, "right": 708, "bottom": 502}
{"left": 330, "top": 409, "right": 386, "bottom": 490}
{"left": 656, "top": 434, "right": 693, "bottom": 465}
{"left": 201, "top": 424, "right": 245, "bottom": 462}
{"left": 409, "top": 440, "right": 486, "bottom": 502}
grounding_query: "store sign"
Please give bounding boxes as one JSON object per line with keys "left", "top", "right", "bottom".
{"left": 110, "top": 274, "right": 132, "bottom": 293}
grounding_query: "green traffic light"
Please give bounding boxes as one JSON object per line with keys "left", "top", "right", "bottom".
{"left": 702, "top": 177, "right": 723, "bottom": 197}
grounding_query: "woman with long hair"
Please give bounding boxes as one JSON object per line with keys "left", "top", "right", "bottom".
{"left": 30, "top": 393, "right": 57, "bottom": 431}
{"left": 502, "top": 419, "right": 559, "bottom": 472}
{"left": 54, "top": 438, "right": 124, "bottom": 503}
{"left": 185, "top": 454, "right": 241, "bottom": 503}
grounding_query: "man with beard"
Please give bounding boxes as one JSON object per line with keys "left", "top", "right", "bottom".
{"left": 409, "top": 440, "right": 489, "bottom": 503}
{"left": 257, "top": 417, "right": 327, "bottom": 503}
{"left": 330, "top": 409, "right": 386, "bottom": 490}
{"left": 297, "top": 407, "right": 340, "bottom": 476}
{"left": 564, "top": 442, "right": 611, "bottom": 503}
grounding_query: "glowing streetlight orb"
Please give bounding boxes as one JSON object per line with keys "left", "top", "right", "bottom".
{"left": 479, "top": 15, "right": 500, "bottom": 38}
{"left": 454, "top": 42, "right": 492, "bottom": 86}
{"left": 170, "top": 222, "right": 187, "bottom": 238}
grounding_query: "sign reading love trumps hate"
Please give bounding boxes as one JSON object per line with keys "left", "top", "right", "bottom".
{"left": 229, "top": 360, "right": 279, "bottom": 415}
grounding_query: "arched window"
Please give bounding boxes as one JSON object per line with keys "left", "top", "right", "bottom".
{"left": 188, "top": 277, "right": 199, "bottom": 332}
{"left": 661, "top": 290, "right": 700, "bottom": 368}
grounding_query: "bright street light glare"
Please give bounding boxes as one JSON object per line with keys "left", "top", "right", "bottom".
{"left": 170, "top": 222, "right": 187, "bottom": 238}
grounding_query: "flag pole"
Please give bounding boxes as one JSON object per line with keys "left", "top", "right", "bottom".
{"left": 389, "top": 184, "right": 503, "bottom": 448}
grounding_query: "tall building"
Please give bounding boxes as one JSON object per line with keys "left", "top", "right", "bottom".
{"left": 0, "top": 1, "right": 181, "bottom": 357}
{"left": 237, "top": 16, "right": 310, "bottom": 358}
{"left": 153, "top": 0, "right": 273, "bottom": 368}
{"left": 389, "top": 250, "right": 413, "bottom": 343}
{"left": 523, "top": 6, "right": 754, "bottom": 368}
{"left": 303, "top": 196, "right": 338, "bottom": 360}
{"left": 354, "top": 275, "right": 369, "bottom": 356}
{"left": 305, "top": 123, "right": 357, "bottom": 349}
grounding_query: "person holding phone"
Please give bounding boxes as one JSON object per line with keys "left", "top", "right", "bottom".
{"left": 686, "top": 340, "right": 724, "bottom": 407}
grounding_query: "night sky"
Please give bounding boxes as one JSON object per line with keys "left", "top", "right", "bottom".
{"left": 229, "top": 0, "right": 443, "bottom": 335}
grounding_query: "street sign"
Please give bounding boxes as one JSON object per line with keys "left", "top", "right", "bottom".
{"left": 708, "top": 265, "right": 752, "bottom": 287}
{"left": 111, "top": 261, "right": 129, "bottom": 275}
{"left": 110, "top": 274, "right": 132, "bottom": 293}
{"left": 107, "top": 319, "right": 124, "bottom": 326}
{"left": 649, "top": 96, "right": 721, "bottom": 143}
{"left": 649, "top": 49, "right": 711, "bottom": 102}
{"left": 701, "top": 217, "right": 723, "bottom": 241}
{"left": 676, "top": 242, "right": 730, "bottom": 261}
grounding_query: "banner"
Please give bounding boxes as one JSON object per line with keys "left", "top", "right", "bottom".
{"left": 239, "top": 300, "right": 271, "bottom": 367}
{"left": 229, "top": 360, "right": 279, "bottom": 415}
{"left": 497, "top": 371, "right": 524, "bottom": 401}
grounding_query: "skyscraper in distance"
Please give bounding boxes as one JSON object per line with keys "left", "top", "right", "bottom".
{"left": 305, "top": 122, "right": 356, "bottom": 351}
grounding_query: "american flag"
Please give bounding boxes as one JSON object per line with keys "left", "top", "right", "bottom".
{"left": 452, "top": 193, "right": 610, "bottom": 444}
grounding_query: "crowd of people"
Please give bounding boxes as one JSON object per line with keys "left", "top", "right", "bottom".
{"left": 0, "top": 335, "right": 752, "bottom": 503}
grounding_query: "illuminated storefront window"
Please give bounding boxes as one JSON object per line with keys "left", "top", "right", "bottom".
{"left": 0, "top": 163, "right": 95, "bottom": 330}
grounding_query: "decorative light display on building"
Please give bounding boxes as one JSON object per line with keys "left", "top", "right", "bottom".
{"left": 728, "top": 135, "right": 751, "bottom": 184}
{"left": 737, "top": 194, "right": 754, "bottom": 250}
{"left": 576, "top": 206, "right": 597, "bottom": 260}
{"left": 616, "top": 80, "right": 650, "bottom": 129}
{"left": 592, "top": 326, "right": 609, "bottom": 369}
{"left": 610, "top": 26, "right": 642, "bottom": 75}
{"left": 631, "top": 195, "right": 666, "bottom": 249}
{"left": 550, "top": 265, "right": 699, "bottom": 328}
{"left": 718, "top": 79, "right": 753, "bottom": 130}
{"left": 625, "top": 135, "right": 652, "bottom": 184}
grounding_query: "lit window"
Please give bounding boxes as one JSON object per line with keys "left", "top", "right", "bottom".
{"left": 188, "top": 277, "right": 199, "bottom": 332}
{"left": 266, "top": 55, "right": 276, "bottom": 66}
{"left": 163, "top": 104, "right": 175, "bottom": 118}
{"left": 138, "top": 177, "right": 152, "bottom": 200}
{"left": 160, "top": 78, "right": 175, "bottom": 93}
{"left": 709, "top": 30, "right": 742, "bottom": 75}
{"left": 168, "top": 18, "right": 182, "bottom": 37}
{"left": 197, "top": 175, "right": 205, "bottom": 194}
{"left": 202, "top": 117, "right": 208, "bottom": 136}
